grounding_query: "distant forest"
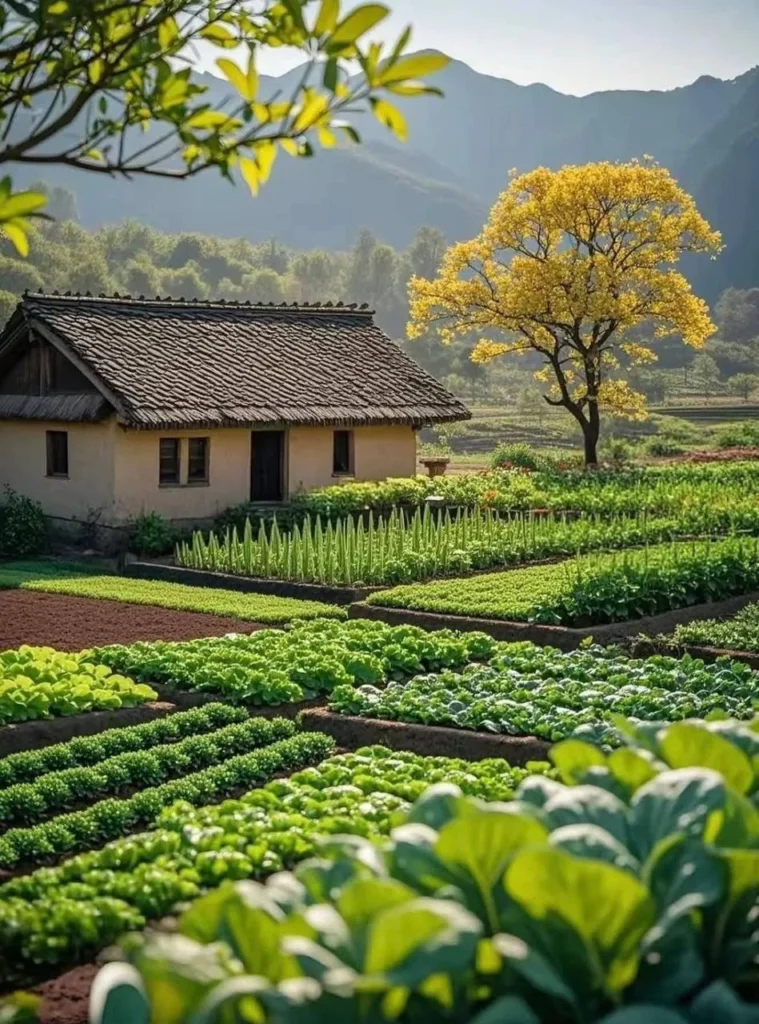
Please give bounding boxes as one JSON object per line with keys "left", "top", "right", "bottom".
{"left": 2, "top": 182, "right": 759, "bottom": 408}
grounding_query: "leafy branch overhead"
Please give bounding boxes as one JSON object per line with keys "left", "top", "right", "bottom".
{"left": 0, "top": 0, "right": 449, "bottom": 252}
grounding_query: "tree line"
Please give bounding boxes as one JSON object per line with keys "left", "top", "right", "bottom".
{"left": 0, "top": 184, "right": 482, "bottom": 387}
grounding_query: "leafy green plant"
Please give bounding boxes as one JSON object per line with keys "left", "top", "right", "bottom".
{"left": 368, "top": 537, "right": 759, "bottom": 627}
{"left": 90, "top": 719, "right": 759, "bottom": 1024}
{"left": 0, "top": 646, "right": 156, "bottom": 725}
{"left": 667, "top": 602, "right": 759, "bottom": 653}
{"left": 0, "top": 703, "right": 247, "bottom": 787}
{"left": 88, "top": 619, "right": 496, "bottom": 704}
{"left": 0, "top": 728, "right": 331, "bottom": 872}
{"left": 126, "top": 512, "right": 177, "bottom": 557}
{"left": 0, "top": 715, "right": 299, "bottom": 828}
{"left": 0, "top": 992, "right": 39, "bottom": 1024}
{"left": 330, "top": 641, "right": 758, "bottom": 743}
{"left": 0, "top": 488, "right": 46, "bottom": 558}
{"left": 17, "top": 574, "right": 345, "bottom": 622}
{"left": 0, "top": 747, "right": 537, "bottom": 982}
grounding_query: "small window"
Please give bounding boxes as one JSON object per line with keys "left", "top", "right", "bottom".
{"left": 188, "top": 437, "right": 210, "bottom": 484}
{"left": 159, "top": 437, "right": 180, "bottom": 485}
{"left": 46, "top": 430, "right": 68, "bottom": 477}
{"left": 333, "top": 429, "right": 354, "bottom": 475}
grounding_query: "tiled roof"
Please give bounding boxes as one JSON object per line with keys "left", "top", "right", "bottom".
{"left": 12, "top": 293, "right": 469, "bottom": 428}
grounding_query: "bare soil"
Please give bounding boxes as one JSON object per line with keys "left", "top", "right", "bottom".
{"left": 34, "top": 964, "right": 96, "bottom": 1024}
{"left": 0, "top": 590, "right": 262, "bottom": 651}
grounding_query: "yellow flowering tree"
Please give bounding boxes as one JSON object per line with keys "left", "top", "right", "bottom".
{"left": 409, "top": 160, "right": 722, "bottom": 466}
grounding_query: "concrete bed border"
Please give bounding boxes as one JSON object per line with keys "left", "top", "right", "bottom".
{"left": 124, "top": 562, "right": 380, "bottom": 606}
{"left": 299, "top": 708, "right": 551, "bottom": 765}
{"left": 349, "top": 590, "right": 759, "bottom": 651}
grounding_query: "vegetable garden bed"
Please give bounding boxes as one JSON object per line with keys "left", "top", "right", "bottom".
{"left": 0, "top": 746, "right": 537, "bottom": 990}
{"left": 0, "top": 591, "right": 265, "bottom": 651}
{"left": 124, "top": 561, "right": 380, "bottom": 605}
{"left": 299, "top": 708, "right": 551, "bottom": 763}
{"left": 0, "top": 701, "right": 181, "bottom": 758}
{"left": 350, "top": 589, "right": 759, "bottom": 648}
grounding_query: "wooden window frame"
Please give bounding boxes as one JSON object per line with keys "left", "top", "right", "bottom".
{"left": 46, "top": 430, "right": 69, "bottom": 478}
{"left": 159, "top": 437, "right": 181, "bottom": 486}
{"left": 332, "top": 429, "right": 354, "bottom": 476}
{"left": 187, "top": 437, "right": 210, "bottom": 486}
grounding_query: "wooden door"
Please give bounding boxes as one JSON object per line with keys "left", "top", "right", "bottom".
{"left": 250, "top": 430, "right": 284, "bottom": 501}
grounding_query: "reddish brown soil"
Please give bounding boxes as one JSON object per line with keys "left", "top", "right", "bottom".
{"left": 34, "top": 965, "right": 96, "bottom": 1024}
{"left": 0, "top": 590, "right": 261, "bottom": 651}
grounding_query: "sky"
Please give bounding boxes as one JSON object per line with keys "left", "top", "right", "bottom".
{"left": 235, "top": 0, "right": 759, "bottom": 95}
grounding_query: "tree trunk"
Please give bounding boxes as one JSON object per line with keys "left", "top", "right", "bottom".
{"left": 582, "top": 407, "right": 600, "bottom": 468}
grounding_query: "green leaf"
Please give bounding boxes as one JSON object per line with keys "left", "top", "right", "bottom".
{"left": 1, "top": 220, "right": 29, "bottom": 257}
{"left": 550, "top": 739, "right": 607, "bottom": 785}
{"left": 549, "top": 823, "right": 640, "bottom": 873}
{"left": 200, "top": 23, "right": 237, "bottom": 46}
{"left": 689, "top": 981, "right": 759, "bottom": 1024}
{"left": 435, "top": 807, "right": 548, "bottom": 926}
{"left": 505, "top": 848, "right": 655, "bottom": 994}
{"left": 607, "top": 748, "right": 659, "bottom": 796}
{"left": 469, "top": 995, "right": 540, "bottom": 1024}
{"left": 630, "top": 769, "right": 726, "bottom": 861}
{"left": 492, "top": 933, "right": 578, "bottom": 1007}
{"left": 378, "top": 52, "right": 450, "bottom": 84}
{"left": 217, "top": 58, "right": 258, "bottom": 102}
{"left": 370, "top": 97, "right": 408, "bottom": 141}
{"left": 0, "top": 191, "right": 47, "bottom": 220}
{"left": 338, "top": 878, "right": 415, "bottom": 930}
{"left": 364, "top": 897, "right": 482, "bottom": 987}
{"left": 599, "top": 1008, "right": 688, "bottom": 1024}
{"left": 659, "top": 723, "right": 754, "bottom": 796}
{"left": 406, "top": 783, "right": 467, "bottom": 831}
{"left": 314, "top": 0, "right": 340, "bottom": 35}
{"left": 330, "top": 4, "right": 389, "bottom": 46}
{"left": 157, "top": 16, "right": 179, "bottom": 50}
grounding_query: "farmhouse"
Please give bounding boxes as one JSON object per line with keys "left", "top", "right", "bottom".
{"left": 0, "top": 293, "right": 468, "bottom": 526}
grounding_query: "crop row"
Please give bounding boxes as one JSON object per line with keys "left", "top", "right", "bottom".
{"left": 0, "top": 747, "right": 537, "bottom": 981}
{"left": 330, "top": 640, "right": 757, "bottom": 744}
{"left": 668, "top": 599, "right": 759, "bottom": 653}
{"left": 293, "top": 460, "right": 759, "bottom": 521}
{"left": 0, "top": 702, "right": 247, "bottom": 787}
{"left": 0, "top": 728, "right": 333, "bottom": 870}
{"left": 368, "top": 536, "right": 759, "bottom": 626}
{"left": 13, "top": 573, "right": 345, "bottom": 623}
{"left": 104, "top": 718, "right": 759, "bottom": 1024}
{"left": 175, "top": 504, "right": 717, "bottom": 587}
{"left": 0, "top": 646, "right": 156, "bottom": 725}
{"left": 0, "top": 715, "right": 300, "bottom": 829}
{"left": 89, "top": 618, "right": 496, "bottom": 703}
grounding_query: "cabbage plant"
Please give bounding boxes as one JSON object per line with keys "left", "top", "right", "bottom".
{"left": 90, "top": 718, "right": 759, "bottom": 1023}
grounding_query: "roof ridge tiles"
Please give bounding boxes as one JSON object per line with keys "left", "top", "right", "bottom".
{"left": 24, "top": 290, "right": 375, "bottom": 315}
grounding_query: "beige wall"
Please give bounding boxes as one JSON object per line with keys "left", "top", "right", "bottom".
{"left": 113, "top": 426, "right": 251, "bottom": 521}
{"left": 0, "top": 418, "right": 117, "bottom": 521}
{"left": 288, "top": 424, "right": 416, "bottom": 496}
{"left": 0, "top": 419, "right": 419, "bottom": 524}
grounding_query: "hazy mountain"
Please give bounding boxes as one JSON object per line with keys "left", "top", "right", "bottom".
{"left": 11, "top": 57, "right": 759, "bottom": 296}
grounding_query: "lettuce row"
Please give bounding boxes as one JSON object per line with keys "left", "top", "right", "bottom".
{"left": 93, "top": 718, "right": 759, "bottom": 1024}
{"left": 0, "top": 702, "right": 248, "bottom": 788}
{"left": 0, "top": 747, "right": 533, "bottom": 982}
{"left": 0, "top": 725, "right": 332, "bottom": 871}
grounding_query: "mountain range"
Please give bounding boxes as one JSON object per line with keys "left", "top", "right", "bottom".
{"left": 13, "top": 56, "right": 759, "bottom": 301}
